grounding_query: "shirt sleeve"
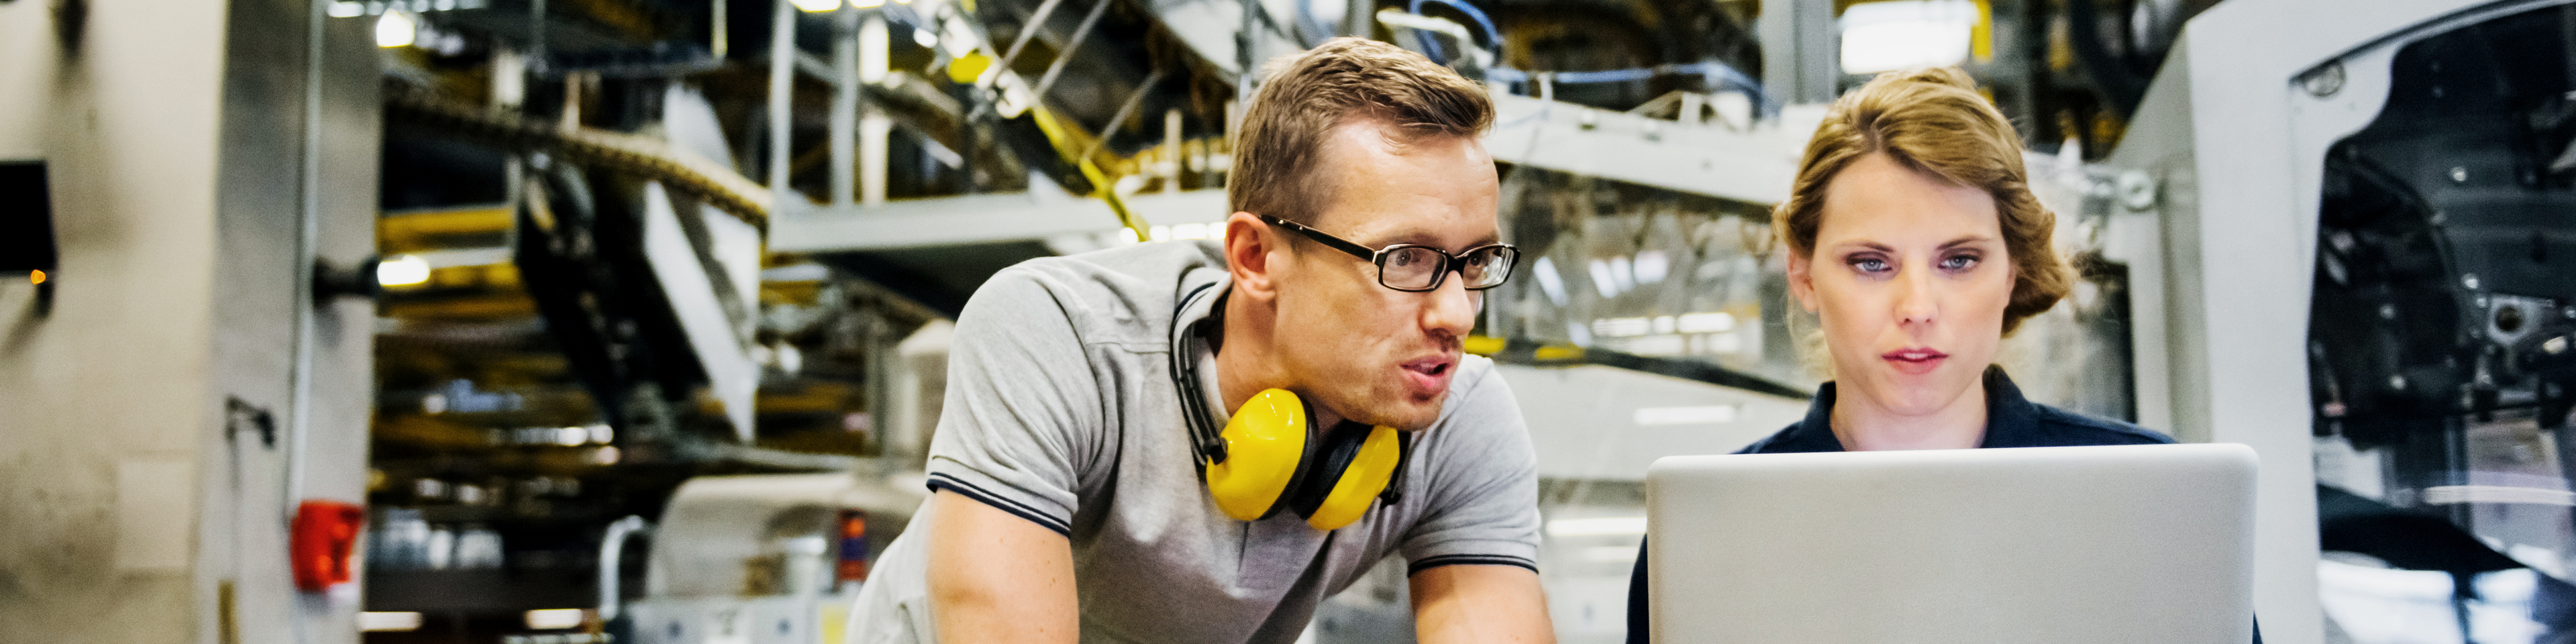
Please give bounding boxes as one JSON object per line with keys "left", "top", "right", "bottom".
{"left": 921, "top": 266, "right": 1102, "bottom": 537}
{"left": 1399, "top": 360, "right": 1543, "bottom": 574}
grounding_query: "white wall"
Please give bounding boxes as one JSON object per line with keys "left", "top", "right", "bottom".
{"left": 0, "top": 1, "right": 376, "bottom": 642}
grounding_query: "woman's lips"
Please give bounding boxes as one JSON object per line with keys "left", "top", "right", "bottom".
{"left": 1882, "top": 347, "right": 1949, "bottom": 375}
{"left": 1401, "top": 356, "right": 1456, "bottom": 395}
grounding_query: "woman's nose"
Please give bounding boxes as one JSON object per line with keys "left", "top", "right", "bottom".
{"left": 1894, "top": 264, "right": 1937, "bottom": 325}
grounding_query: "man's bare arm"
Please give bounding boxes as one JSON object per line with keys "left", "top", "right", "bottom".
{"left": 924, "top": 490, "right": 1079, "bottom": 644}
{"left": 1410, "top": 564, "right": 1555, "bottom": 644}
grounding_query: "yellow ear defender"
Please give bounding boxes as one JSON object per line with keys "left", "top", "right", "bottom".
{"left": 1200, "top": 388, "right": 1408, "bottom": 530}
{"left": 1172, "top": 289, "right": 1411, "bottom": 531}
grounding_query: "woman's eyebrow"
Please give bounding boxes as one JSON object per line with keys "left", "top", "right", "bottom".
{"left": 1937, "top": 235, "right": 1998, "bottom": 250}
{"left": 1830, "top": 240, "right": 1897, "bottom": 253}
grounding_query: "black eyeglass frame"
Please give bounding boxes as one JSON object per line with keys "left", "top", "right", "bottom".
{"left": 1257, "top": 214, "right": 1519, "bottom": 292}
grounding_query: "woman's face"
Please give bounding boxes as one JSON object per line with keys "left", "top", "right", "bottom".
{"left": 1788, "top": 152, "right": 2015, "bottom": 417}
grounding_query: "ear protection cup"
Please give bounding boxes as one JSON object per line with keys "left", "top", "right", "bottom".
{"left": 1288, "top": 422, "right": 1404, "bottom": 531}
{"left": 1194, "top": 388, "right": 1409, "bottom": 529}
{"left": 1204, "top": 389, "right": 1315, "bottom": 521}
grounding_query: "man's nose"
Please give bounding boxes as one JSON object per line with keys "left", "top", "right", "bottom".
{"left": 1421, "top": 270, "right": 1478, "bottom": 339}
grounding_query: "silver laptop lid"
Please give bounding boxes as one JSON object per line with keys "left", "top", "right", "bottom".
{"left": 1646, "top": 443, "right": 2258, "bottom": 643}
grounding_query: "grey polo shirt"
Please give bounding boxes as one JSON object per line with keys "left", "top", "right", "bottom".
{"left": 845, "top": 240, "right": 1541, "bottom": 644}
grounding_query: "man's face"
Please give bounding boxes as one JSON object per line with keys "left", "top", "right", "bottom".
{"left": 1271, "top": 119, "right": 1498, "bottom": 431}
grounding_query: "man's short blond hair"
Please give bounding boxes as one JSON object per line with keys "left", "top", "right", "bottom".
{"left": 1773, "top": 66, "right": 2072, "bottom": 334}
{"left": 1229, "top": 38, "right": 1494, "bottom": 227}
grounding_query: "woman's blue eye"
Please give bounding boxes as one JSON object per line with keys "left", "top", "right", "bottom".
{"left": 1849, "top": 257, "right": 1890, "bottom": 273}
{"left": 1940, "top": 255, "right": 1980, "bottom": 271}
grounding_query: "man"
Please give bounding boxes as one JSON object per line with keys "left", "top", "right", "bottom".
{"left": 846, "top": 38, "right": 1551, "bottom": 644}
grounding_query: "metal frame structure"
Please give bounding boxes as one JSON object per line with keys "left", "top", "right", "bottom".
{"left": 2104, "top": 1, "right": 2569, "bottom": 641}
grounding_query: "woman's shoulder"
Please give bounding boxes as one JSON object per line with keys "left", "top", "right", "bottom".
{"left": 2024, "top": 403, "right": 2177, "bottom": 446}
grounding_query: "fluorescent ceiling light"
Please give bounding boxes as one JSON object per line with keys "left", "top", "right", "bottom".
{"left": 1592, "top": 317, "right": 1651, "bottom": 338}
{"left": 525, "top": 608, "right": 586, "bottom": 630}
{"left": 1547, "top": 516, "right": 1647, "bottom": 537}
{"left": 359, "top": 612, "right": 423, "bottom": 633}
{"left": 791, "top": 0, "right": 843, "bottom": 11}
{"left": 1839, "top": 0, "right": 1977, "bottom": 74}
{"left": 1635, "top": 405, "right": 1738, "bottom": 426}
{"left": 375, "top": 11, "right": 417, "bottom": 48}
{"left": 1676, "top": 311, "right": 1737, "bottom": 333}
{"left": 376, "top": 255, "right": 432, "bottom": 286}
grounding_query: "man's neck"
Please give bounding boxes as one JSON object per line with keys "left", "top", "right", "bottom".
{"left": 1213, "top": 289, "right": 1349, "bottom": 429}
{"left": 1828, "top": 377, "right": 1988, "bottom": 451}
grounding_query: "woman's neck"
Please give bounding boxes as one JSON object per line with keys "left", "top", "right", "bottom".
{"left": 1828, "top": 376, "right": 1990, "bottom": 451}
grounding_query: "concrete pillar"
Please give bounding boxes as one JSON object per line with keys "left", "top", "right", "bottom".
{"left": 0, "top": 0, "right": 378, "bottom": 642}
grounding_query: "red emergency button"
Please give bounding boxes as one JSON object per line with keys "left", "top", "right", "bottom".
{"left": 291, "top": 500, "right": 366, "bottom": 592}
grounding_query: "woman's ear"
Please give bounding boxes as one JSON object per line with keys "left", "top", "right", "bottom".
{"left": 1223, "top": 212, "right": 1281, "bottom": 303}
{"left": 1786, "top": 251, "right": 1820, "bottom": 314}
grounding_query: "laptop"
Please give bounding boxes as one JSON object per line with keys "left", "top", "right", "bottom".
{"left": 1646, "top": 443, "right": 2258, "bottom": 643}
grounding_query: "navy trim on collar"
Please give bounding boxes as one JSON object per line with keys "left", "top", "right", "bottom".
{"left": 1737, "top": 366, "right": 2174, "bottom": 454}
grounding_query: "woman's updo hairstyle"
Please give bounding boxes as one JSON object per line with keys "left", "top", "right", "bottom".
{"left": 1772, "top": 67, "right": 2072, "bottom": 334}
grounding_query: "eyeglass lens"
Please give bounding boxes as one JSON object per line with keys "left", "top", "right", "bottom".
{"left": 1378, "top": 246, "right": 1516, "bottom": 290}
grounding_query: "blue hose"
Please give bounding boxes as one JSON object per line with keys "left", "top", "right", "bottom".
{"left": 1406, "top": 0, "right": 1502, "bottom": 61}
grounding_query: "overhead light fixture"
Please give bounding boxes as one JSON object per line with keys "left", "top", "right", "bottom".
{"left": 524, "top": 608, "right": 586, "bottom": 630}
{"left": 375, "top": 10, "right": 417, "bottom": 48}
{"left": 376, "top": 254, "right": 432, "bottom": 287}
{"left": 1838, "top": 0, "right": 1979, "bottom": 74}
{"left": 790, "top": 0, "right": 842, "bottom": 12}
{"left": 1532, "top": 257, "right": 1567, "bottom": 306}
{"left": 1676, "top": 311, "right": 1737, "bottom": 333}
{"left": 1634, "top": 405, "right": 1738, "bottom": 426}
{"left": 1547, "top": 516, "right": 1647, "bottom": 537}
{"left": 358, "top": 612, "right": 423, "bottom": 633}
{"left": 851, "top": 0, "right": 886, "bottom": 7}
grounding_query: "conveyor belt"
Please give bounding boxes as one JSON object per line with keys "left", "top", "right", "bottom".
{"left": 382, "top": 82, "right": 774, "bottom": 231}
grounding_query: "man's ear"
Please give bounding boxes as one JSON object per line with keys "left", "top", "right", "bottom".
{"left": 1785, "top": 250, "right": 1820, "bottom": 314}
{"left": 1223, "top": 212, "right": 1282, "bottom": 303}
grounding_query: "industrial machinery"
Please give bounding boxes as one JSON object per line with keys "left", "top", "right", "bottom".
{"left": 2096, "top": 1, "right": 2576, "bottom": 641}
{"left": 21, "top": 0, "right": 2575, "bottom": 641}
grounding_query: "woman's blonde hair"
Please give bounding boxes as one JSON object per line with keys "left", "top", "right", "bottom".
{"left": 1773, "top": 67, "right": 2071, "bottom": 335}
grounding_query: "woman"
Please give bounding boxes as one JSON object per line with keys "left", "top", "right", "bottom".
{"left": 1619, "top": 67, "right": 2191, "bottom": 643}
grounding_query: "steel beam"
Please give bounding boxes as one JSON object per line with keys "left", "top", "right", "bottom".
{"left": 1484, "top": 92, "right": 1810, "bottom": 207}
{"left": 770, "top": 190, "right": 1228, "bottom": 252}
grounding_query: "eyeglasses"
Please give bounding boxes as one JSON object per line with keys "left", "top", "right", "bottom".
{"left": 1258, "top": 214, "right": 1519, "bottom": 292}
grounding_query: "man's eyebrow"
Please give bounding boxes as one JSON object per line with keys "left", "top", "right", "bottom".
{"left": 1369, "top": 229, "right": 1501, "bottom": 250}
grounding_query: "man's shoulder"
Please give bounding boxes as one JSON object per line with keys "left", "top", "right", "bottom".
{"left": 987, "top": 239, "right": 1224, "bottom": 295}
{"left": 966, "top": 240, "right": 1226, "bottom": 341}
{"left": 2028, "top": 404, "right": 2177, "bottom": 446}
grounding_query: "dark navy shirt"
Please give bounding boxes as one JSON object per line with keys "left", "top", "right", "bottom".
{"left": 1621, "top": 366, "right": 2224, "bottom": 643}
